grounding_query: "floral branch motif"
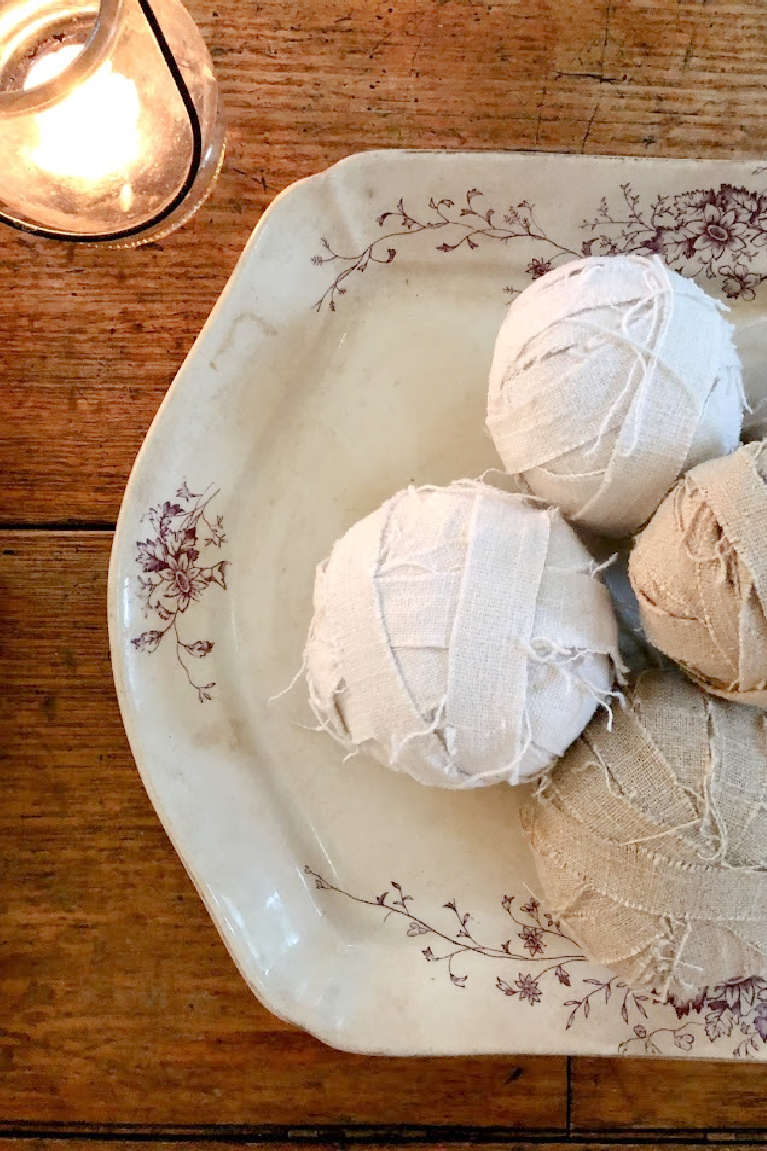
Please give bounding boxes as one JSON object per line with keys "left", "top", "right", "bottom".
{"left": 305, "top": 866, "right": 585, "bottom": 997}
{"left": 311, "top": 189, "right": 578, "bottom": 312}
{"left": 306, "top": 867, "right": 767, "bottom": 1058}
{"left": 618, "top": 978, "right": 767, "bottom": 1057}
{"left": 562, "top": 975, "right": 650, "bottom": 1031}
{"left": 131, "top": 482, "right": 229, "bottom": 701}
{"left": 580, "top": 182, "right": 767, "bottom": 299}
{"left": 311, "top": 181, "right": 767, "bottom": 311}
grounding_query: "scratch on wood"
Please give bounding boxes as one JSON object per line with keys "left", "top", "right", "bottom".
{"left": 534, "top": 83, "right": 547, "bottom": 146}
{"left": 555, "top": 71, "right": 621, "bottom": 83}
{"left": 409, "top": 34, "right": 424, "bottom": 75}
{"left": 369, "top": 31, "right": 392, "bottom": 58}
{"left": 579, "top": 0, "right": 611, "bottom": 154}
{"left": 581, "top": 100, "right": 600, "bottom": 152}
{"left": 599, "top": 0, "right": 613, "bottom": 77}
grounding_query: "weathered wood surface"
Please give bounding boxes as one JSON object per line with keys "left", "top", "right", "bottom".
{"left": 570, "top": 1056, "right": 767, "bottom": 1131}
{"left": 5, "top": 0, "right": 767, "bottom": 1138}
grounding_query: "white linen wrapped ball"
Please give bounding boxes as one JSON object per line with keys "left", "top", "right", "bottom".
{"left": 487, "top": 255, "right": 744, "bottom": 537}
{"left": 304, "top": 482, "right": 621, "bottom": 788}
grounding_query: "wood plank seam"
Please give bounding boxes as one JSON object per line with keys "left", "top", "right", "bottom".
{"left": 4, "top": 1133, "right": 767, "bottom": 1145}
{"left": 0, "top": 522, "right": 117, "bottom": 532}
{"left": 0, "top": 1129, "right": 573, "bottom": 1143}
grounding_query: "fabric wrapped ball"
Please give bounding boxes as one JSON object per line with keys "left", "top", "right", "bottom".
{"left": 522, "top": 670, "right": 767, "bottom": 996}
{"left": 487, "top": 254, "right": 744, "bottom": 537}
{"left": 629, "top": 440, "right": 767, "bottom": 707}
{"left": 304, "top": 481, "right": 621, "bottom": 788}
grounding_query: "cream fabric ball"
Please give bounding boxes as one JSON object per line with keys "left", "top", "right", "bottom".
{"left": 629, "top": 440, "right": 767, "bottom": 707}
{"left": 304, "top": 482, "right": 621, "bottom": 788}
{"left": 487, "top": 254, "right": 744, "bottom": 537}
{"left": 523, "top": 671, "right": 767, "bottom": 997}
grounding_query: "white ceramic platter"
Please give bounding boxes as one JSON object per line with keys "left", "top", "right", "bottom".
{"left": 109, "top": 150, "right": 767, "bottom": 1059}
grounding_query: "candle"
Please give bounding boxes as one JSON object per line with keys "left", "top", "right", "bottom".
{"left": 0, "top": 0, "right": 225, "bottom": 242}
{"left": 24, "top": 43, "right": 141, "bottom": 186}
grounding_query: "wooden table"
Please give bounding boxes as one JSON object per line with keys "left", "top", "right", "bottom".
{"left": 4, "top": 0, "right": 767, "bottom": 1142}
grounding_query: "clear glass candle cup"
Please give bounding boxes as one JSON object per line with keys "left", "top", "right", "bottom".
{"left": 0, "top": 0, "right": 225, "bottom": 243}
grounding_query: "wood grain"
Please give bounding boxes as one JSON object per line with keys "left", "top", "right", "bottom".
{"left": 571, "top": 1057, "right": 767, "bottom": 1131}
{"left": 6, "top": 0, "right": 767, "bottom": 1133}
{"left": 2, "top": 0, "right": 767, "bottom": 525}
{"left": 0, "top": 531, "right": 566, "bottom": 1128}
{"left": 5, "top": 1143, "right": 767, "bottom": 1151}
{"left": 6, "top": 1145, "right": 767, "bottom": 1151}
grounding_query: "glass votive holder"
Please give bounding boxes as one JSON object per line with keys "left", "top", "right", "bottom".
{"left": 0, "top": 0, "right": 225, "bottom": 244}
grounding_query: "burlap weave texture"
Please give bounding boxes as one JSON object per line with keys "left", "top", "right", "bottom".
{"left": 630, "top": 440, "right": 767, "bottom": 707}
{"left": 522, "top": 671, "right": 767, "bottom": 996}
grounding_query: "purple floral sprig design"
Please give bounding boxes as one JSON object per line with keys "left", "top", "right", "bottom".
{"left": 311, "top": 189, "right": 579, "bottom": 312}
{"left": 311, "top": 181, "right": 767, "bottom": 312}
{"left": 562, "top": 974, "right": 650, "bottom": 1031}
{"left": 131, "top": 482, "right": 229, "bottom": 702}
{"left": 305, "top": 865, "right": 586, "bottom": 999}
{"left": 618, "top": 978, "right": 767, "bottom": 1058}
{"left": 581, "top": 182, "right": 767, "bottom": 299}
{"left": 306, "top": 868, "right": 767, "bottom": 1057}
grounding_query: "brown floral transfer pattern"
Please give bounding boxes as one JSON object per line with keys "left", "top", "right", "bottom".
{"left": 312, "top": 182, "right": 767, "bottom": 312}
{"left": 131, "top": 483, "right": 229, "bottom": 701}
{"left": 306, "top": 867, "right": 767, "bottom": 1058}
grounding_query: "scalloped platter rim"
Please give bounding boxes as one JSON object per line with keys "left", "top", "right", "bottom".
{"left": 109, "top": 149, "right": 767, "bottom": 1059}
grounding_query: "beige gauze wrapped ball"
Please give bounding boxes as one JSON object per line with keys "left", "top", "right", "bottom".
{"left": 304, "top": 482, "right": 621, "bottom": 788}
{"left": 629, "top": 440, "right": 767, "bottom": 707}
{"left": 522, "top": 670, "right": 767, "bottom": 996}
{"left": 487, "top": 254, "right": 744, "bottom": 537}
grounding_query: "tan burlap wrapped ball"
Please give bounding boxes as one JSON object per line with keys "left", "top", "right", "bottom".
{"left": 304, "top": 481, "right": 621, "bottom": 788}
{"left": 522, "top": 670, "right": 767, "bottom": 996}
{"left": 487, "top": 254, "right": 744, "bottom": 537}
{"left": 629, "top": 440, "right": 767, "bottom": 707}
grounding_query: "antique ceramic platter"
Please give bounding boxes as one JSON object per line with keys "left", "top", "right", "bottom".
{"left": 109, "top": 150, "right": 767, "bottom": 1058}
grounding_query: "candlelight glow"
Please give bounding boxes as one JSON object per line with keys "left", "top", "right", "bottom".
{"left": 0, "top": 0, "right": 224, "bottom": 239}
{"left": 24, "top": 44, "right": 141, "bottom": 182}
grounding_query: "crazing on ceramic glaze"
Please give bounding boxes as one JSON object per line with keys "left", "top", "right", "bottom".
{"left": 306, "top": 867, "right": 767, "bottom": 1058}
{"left": 312, "top": 182, "right": 767, "bottom": 312}
{"left": 131, "top": 482, "right": 229, "bottom": 701}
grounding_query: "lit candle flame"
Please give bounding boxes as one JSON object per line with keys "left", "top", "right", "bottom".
{"left": 24, "top": 44, "right": 141, "bottom": 184}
